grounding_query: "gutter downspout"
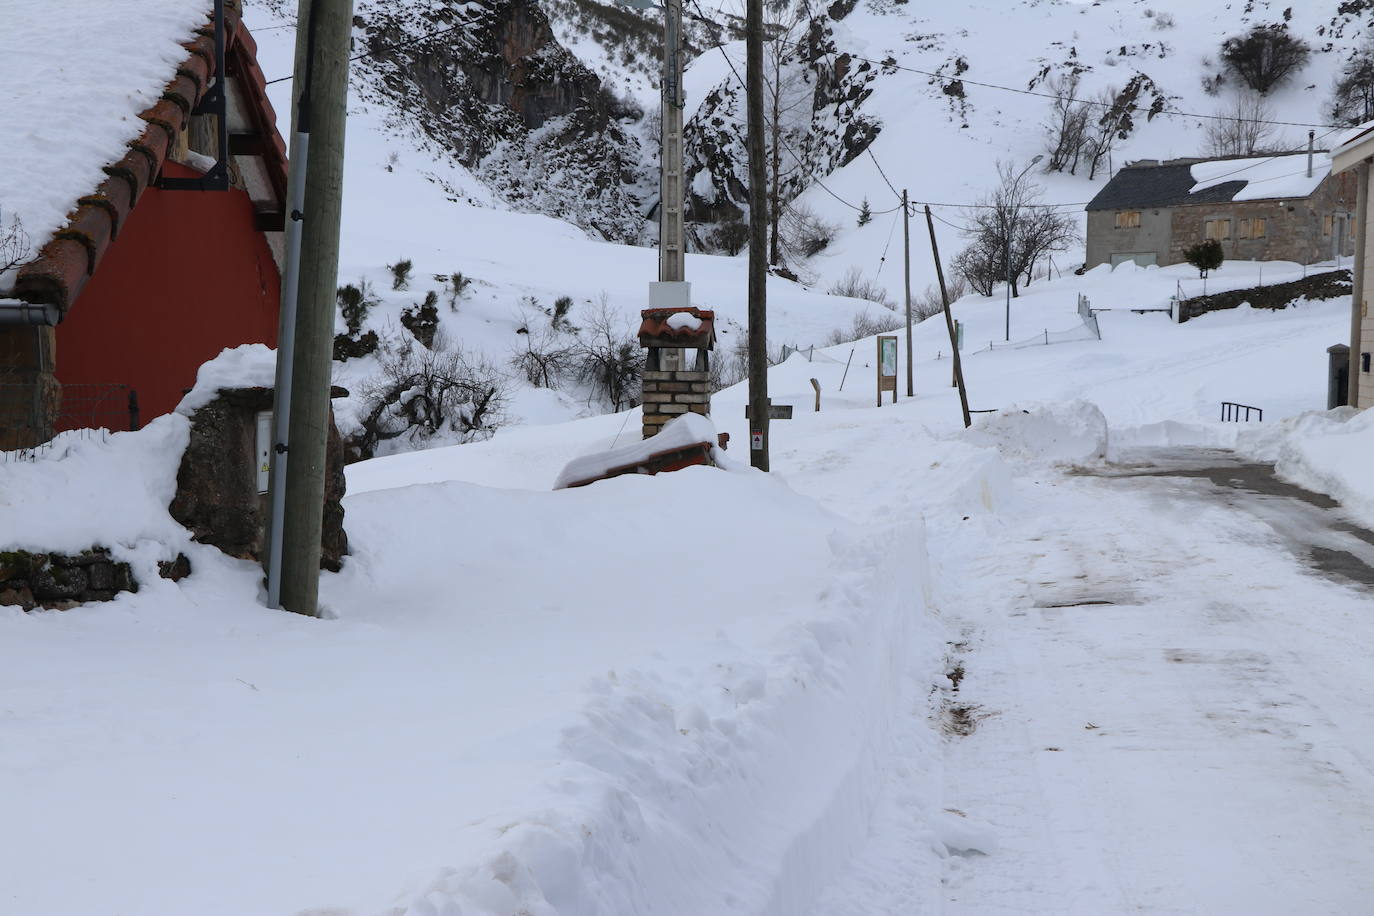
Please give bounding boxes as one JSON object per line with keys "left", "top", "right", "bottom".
{"left": 1352, "top": 160, "right": 1369, "bottom": 409}
{"left": 1308, "top": 131, "right": 1315, "bottom": 179}
{"left": 0, "top": 299, "right": 59, "bottom": 326}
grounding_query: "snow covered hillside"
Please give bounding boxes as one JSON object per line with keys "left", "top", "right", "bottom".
{"left": 236, "top": 0, "right": 1372, "bottom": 456}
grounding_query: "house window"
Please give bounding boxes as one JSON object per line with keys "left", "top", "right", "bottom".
{"left": 1238, "top": 219, "right": 1251, "bottom": 239}
{"left": 1205, "top": 218, "right": 1232, "bottom": 241}
{"left": 1116, "top": 210, "right": 1141, "bottom": 229}
{"left": 1252, "top": 217, "right": 1266, "bottom": 238}
{"left": 1324, "top": 214, "right": 1333, "bottom": 236}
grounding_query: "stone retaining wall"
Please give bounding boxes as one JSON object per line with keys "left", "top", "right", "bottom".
{"left": 1178, "top": 269, "right": 1351, "bottom": 322}
{"left": 0, "top": 548, "right": 190, "bottom": 611}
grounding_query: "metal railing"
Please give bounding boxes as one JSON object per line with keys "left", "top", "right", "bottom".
{"left": 1220, "top": 401, "right": 1263, "bottom": 422}
{"left": 0, "top": 383, "right": 140, "bottom": 451}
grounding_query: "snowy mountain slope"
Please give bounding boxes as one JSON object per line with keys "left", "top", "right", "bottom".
{"left": 235, "top": 0, "right": 1374, "bottom": 471}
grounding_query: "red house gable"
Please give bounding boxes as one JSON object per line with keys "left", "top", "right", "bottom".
{"left": 8, "top": 0, "right": 289, "bottom": 427}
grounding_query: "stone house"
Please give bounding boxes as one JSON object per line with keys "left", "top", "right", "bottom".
{"left": 1084, "top": 152, "right": 1357, "bottom": 271}
{"left": 1330, "top": 123, "right": 1374, "bottom": 409}
{"left": 0, "top": 0, "right": 287, "bottom": 449}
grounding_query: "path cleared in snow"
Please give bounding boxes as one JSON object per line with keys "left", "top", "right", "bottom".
{"left": 820, "top": 446, "right": 1374, "bottom": 915}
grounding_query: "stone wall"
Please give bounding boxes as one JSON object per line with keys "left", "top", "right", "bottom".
{"left": 641, "top": 369, "right": 710, "bottom": 439}
{"left": 1168, "top": 171, "right": 1358, "bottom": 267}
{"left": 170, "top": 386, "right": 348, "bottom": 571}
{"left": 1178, "top": 269, "right": 1351, "bottom": 322}
{"left": 0, "top": 547, "right": 189, "bottom": 611}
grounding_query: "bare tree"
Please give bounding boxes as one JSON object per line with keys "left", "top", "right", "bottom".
{"left": 827, "top": 265, "right": 894, "bottom": 308}
{"left": 1082, "top": 75, "right": 1164, "bottom": 180}
{"left": 1, "top": 210, "right": 31, "bottom": 276}
{"left": 1042, "top": 72, "right": 1092, "bottom": 176}
{"left": 955, "top": 162, "right": 1078, "bottom": 299}
{"left": 763, "top": 4, "right": 816, "bottom": 267}
{"left": 1330, "top": 40, "right": 1374, "bottom": 127}
{"left": 1204, "top": 92, "right": 1280, "bottom": 157}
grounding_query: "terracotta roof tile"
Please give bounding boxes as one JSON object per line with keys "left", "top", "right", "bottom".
{"left": 638, "top": 307, "right": 716, "bottom": 348}
{"left": 12, "top": 0, "right": 290, "bottom": 318}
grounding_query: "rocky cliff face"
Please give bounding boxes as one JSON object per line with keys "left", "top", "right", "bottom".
{"left": 351, "top": 0, "right": 648, "bottom": 242}
{"left": 683, "top": 11, "right": 882, "bottom": 230}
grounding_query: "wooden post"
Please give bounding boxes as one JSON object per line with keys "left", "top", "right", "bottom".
{"left": 903, "top": 189, "right": 914, "bottom": 397}
{"left": 810, "top": 377, "right": 820, "bottom": 412}
{"left": 746, "top": 0, "right": 769, "bottom": 469}
{"left": 926, "top": 206, "right": 971, "bottom": 428}
{"left": 277, "top": 0, "right": 353, "bottom": 616}
{"left": 1351, "top": 161, "right": 1369, "bottom": 408}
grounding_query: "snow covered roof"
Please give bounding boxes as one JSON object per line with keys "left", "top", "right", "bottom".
{"left": 1, "top": 0, "right": 287, "bottom": 315}
{"left": 1330, "top": 119, "right": 1374, "bottom": 174}
{"left": 638, "top": 307, "right": 716, "bottom": 349}
{"left": 1087, "top": 152, "right": 1332, "bottom": 211}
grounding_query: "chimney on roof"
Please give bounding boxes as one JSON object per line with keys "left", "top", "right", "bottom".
{"left": 1308, "top": 130, "right": 1315, "bottom": 178}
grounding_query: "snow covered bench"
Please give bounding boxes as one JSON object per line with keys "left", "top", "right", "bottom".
{"left": 554, "top": 413, "right": 718, "bottom": 489}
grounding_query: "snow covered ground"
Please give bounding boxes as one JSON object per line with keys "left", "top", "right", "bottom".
{"left": 6, "top": 268, "right": 1372, "bottom": 913}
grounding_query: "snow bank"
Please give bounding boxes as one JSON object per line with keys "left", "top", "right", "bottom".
{"left": 962, "top": 400, "right": 1109, "bottom": 466}
{"left": 0, "top": 416, "right": 191, "bottom": 566}
{"left": 553, "top": 412, "right": 718, "bottom": 489}
{"left": 386, "top": 517, "right": 942, "bottom": 916}
{"left": 176, "top": 343, "right": 279, "bottom": 415}
{"left": 1237, "top": 406, "right": 1374, "bottom": 523}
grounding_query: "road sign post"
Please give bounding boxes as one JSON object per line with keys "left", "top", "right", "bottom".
{"left": 877, "top": 335, "right": 898, "bottom": 406}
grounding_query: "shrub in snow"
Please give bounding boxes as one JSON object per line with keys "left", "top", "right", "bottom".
{"left": 710, "top": 218, "right": 749, "bottom": 256}
{"left": 336, "top": 279, "right": 380, "bottom": 336}
{"left": 856, "top": 198, "right": 872, "bottom": 227}
{"left": 400, "top": 292, "right": 440, "bottom": 349}
{"left": 333, "top": 329, "right": 379, "bottom": 361}
{"left": 387, "top": 257, "right": 414, "bottom": 291}
{"left": 781, "top": 202, "right": 840, "bottom": 259}
{"left": 572, "top": 302, "right": 643, "bottom": 412}
{"left": 1220, "top": 24, "right": 1310, "bottom": 95}
{"left": 827, "top": 265, "right": 894, "bottom": 309}
{"left": 512, "top": 326, "right": 575, "bottom": 389}
{"left": 352, "top": 335, "right": 506, "bottom": 459}
{"left": 823, "top": 309, "right": 905, "bottom": 346}
{"left": 1183, "top": 239, "right": 1224, "bottom": 278}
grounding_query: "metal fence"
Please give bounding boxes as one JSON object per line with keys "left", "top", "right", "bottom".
{"left": 0, "top": 383, "right": 139, "bottom": 453}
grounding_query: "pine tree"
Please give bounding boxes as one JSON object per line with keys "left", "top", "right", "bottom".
{"left": 857, "top": 198, "right": 872, "bottom": 227}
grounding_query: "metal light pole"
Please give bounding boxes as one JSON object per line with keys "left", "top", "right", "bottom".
{"left": 1005, "top": 155, "right": 1042, "bottom": 342}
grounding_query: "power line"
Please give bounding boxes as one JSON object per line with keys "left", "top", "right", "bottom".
{"left": 264, "top": 19, "right": 471, "bottom": 86}
{"left": 875, "top": 207, "right": 900, "bottom": 277}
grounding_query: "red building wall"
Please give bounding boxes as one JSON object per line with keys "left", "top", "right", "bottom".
{"left": 56, "top": 161, "right": 280, "bottom": 426}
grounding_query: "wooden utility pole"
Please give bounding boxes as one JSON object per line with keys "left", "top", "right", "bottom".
{"left": 275, "top": 0, "right": 352, "bottom": 616}
{"left": 1351, "top": 161, "right": 1369, "bottom": 408}
{"left": 926, "top": 206, "right": 971, "bottom": 428}
{"left": 746, "top": 0, "right": 769, "bottom": 470}
{"left": 902, "top": 189, "right": 913, "bottom": 397}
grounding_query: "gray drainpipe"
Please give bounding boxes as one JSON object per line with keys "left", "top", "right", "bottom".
{"left": 0, "top": 299, "right": 59, "bottom": 325}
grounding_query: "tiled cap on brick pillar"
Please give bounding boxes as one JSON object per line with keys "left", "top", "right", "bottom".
{"left": 639, "top": 307, "right": 715, "bottom": 440}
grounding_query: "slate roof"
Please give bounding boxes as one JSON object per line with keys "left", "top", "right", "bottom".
{"left": 1085, "top": 162, "right": 1248, "bottom": 212}
{"left": 12, "top": 0, "right": 287, "bottom": 318}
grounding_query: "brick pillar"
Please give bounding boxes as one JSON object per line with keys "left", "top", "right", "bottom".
{"left": 642, "top": 368, "right": 711, "bottom": 439}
